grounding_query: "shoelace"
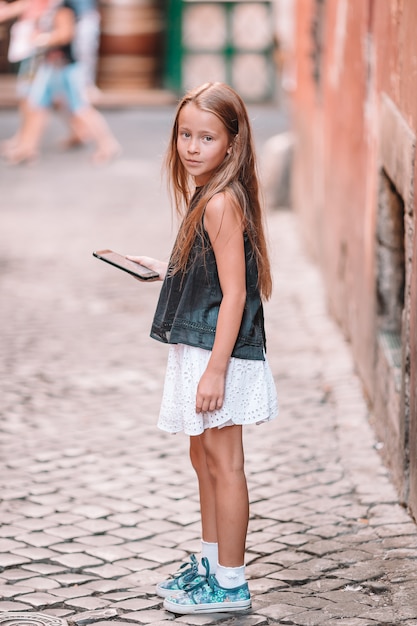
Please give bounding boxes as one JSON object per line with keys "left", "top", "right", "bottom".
{"left": 182, "top": 557, "right": 211, "bottom": 594}
{"left": 169, "top": 553, "right": 199, "bottom": 581}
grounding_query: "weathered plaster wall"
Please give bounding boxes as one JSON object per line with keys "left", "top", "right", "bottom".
{"left": 291, "top": 0, "right": 417, "bottom": 516}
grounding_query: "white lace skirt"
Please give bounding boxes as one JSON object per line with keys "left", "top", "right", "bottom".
{"left": 158, "top": 343, "right": 279, "bottom": 436}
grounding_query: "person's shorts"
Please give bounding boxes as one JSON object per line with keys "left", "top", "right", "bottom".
{"left": 28, "top": 61, "right": 87, "bottom": 113}
{"left": 16, "top": 58, "right": 37, "bottom": 99}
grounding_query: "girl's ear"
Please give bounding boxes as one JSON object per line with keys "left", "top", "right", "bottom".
{"left": 227, "top": 134, "right": 238, "bottom": 154}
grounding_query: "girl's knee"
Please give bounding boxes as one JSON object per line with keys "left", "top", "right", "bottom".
{"left": 204, "top": 427, "right": 244, "bottom": 463}
{"left": 202, "top": 432, "right": 245, "bottom": 481}
{"left": 189, "top": 434, "right": 226, "bottom": 481}
{"left": 189, "top": 435, "right": 207, "bottom": 473}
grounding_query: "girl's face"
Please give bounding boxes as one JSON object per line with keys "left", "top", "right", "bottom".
{"left": 176, "top": 103, "right": 231, "bottom": 186}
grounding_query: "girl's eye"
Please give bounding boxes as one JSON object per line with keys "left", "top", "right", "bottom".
{"left": 203, "top": 136, "right": 213, "bottom": 142}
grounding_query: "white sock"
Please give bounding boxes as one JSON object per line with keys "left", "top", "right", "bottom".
{"left": 198, "top": 540, "right": 218, "bottom": 575}
{"left": 215, "top": 564, "right": 246, "bottom": 589}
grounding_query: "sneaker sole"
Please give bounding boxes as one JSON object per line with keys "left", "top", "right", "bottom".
{"left": 164, "top": 597, "right": 251, "bottom": 614}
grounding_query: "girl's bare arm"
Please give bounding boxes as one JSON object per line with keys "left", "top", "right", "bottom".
{"left": 196, "top": 193, "right": 246, "bottom": 413}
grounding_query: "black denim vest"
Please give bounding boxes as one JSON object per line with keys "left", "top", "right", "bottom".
{"left": 150, "top": 228, "right": 266, "bottom": 361}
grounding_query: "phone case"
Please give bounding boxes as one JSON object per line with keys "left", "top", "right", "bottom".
{"left": 93, "top": 250, "right": 159, "bottom": 281}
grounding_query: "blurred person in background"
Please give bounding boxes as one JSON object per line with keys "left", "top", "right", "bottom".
{"left": 0, "top": 0, "right": 42, "bottom": 157}
{"left": 71, "top": 0, "right": 99, "bottom": 93}
{"left": 0, "top": 0, "right": 120, "bottom": 164}
{"left": 60, "top": 0, "right": 101, "bottom": 148}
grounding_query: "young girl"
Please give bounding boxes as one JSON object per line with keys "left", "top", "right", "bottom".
{"left": 128, "top": 82, "right": 278, "bottom": 614}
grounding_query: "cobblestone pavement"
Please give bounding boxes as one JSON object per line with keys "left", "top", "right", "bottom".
{"left": 1, "top": 107, "right": 417, "bottom": 626}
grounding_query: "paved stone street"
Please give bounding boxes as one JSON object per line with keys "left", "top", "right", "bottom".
{"left": 1, "top": 106, "right": 417, "bottom": 626}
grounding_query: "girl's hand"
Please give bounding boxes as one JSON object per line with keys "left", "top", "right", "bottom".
{"left": 196, "top": 368, "right": 225, "bottom": 413}
{"left": 126, "top": 256, "right": 168, "bottom": 281}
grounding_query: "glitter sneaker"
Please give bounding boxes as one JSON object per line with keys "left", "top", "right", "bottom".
{"left": 163, "top": 574, "right": 251, "bottom": 614}
{"left": 156, "top": 554, "right": 208, "bottom": 599}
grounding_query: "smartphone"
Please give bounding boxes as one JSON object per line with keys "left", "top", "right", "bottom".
{"left": 93, "top": 249, "right": 159, "bottom": 281}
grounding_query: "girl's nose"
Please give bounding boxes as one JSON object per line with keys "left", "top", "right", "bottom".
{"left": 188, "top": 137, "right": 199, "bottom": 153}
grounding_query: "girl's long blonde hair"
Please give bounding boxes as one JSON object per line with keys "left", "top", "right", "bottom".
{"left": 166, "top": 82, "right": 272, "bottom": 301}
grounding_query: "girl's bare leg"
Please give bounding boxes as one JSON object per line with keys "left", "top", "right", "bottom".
{"left": 200, "top": 425, "right": 249, "bottom": 566}
{"left": 189, "top": 435, "right": 217, "bottom": 543}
